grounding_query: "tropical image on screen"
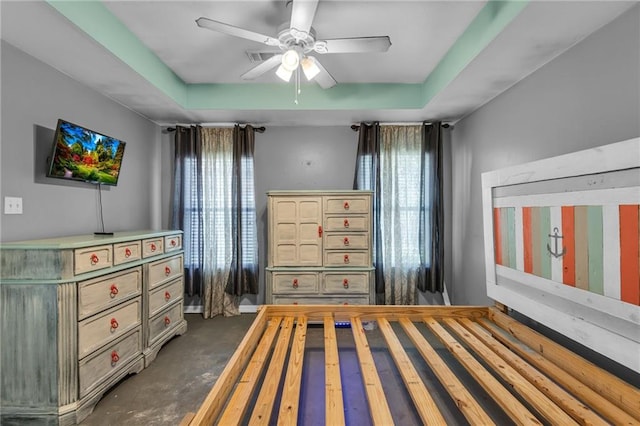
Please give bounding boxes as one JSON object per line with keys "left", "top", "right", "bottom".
{"left": 48, "top": 120, "right": 126, "bottom": 185}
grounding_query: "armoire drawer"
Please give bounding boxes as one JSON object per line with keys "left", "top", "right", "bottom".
{"left": 164, "top": 234, "right": 182, "bottom": 252}
{"left": 324, "top": 233, "right": 369, "bottom": 249}
{"left": 142, "top": 237, "right": 164, "bottom": 258}
{"left": 323, "top": 273, "right": 370, "bottom": 294}
{"left": 325, "top": 196, "right": 369, "bottom": 214}
{"left": 78, "top": 298, "right": 141, "bottom": 359}
{"left": 74, "top": 245, "right": 112, "bottom": 275}
{"left": 79, "top": 329, "right": 142, "bottom": 398}
{"left": 78, "top": 267, "right": 142, "bottom": 319}
{"left": 148, "top": 277, "right": 184, "bottom": 318}
{"left": 271, "top": 296, "right": 369, "bottom": 306}
{"left": 324, "top": 215, "right": 369, "bottom": 232}
{"left": 272, "top": 272, "right": 319, "bottom": 294}
{"left": 324, "top": 250, "right": 370, "bottom": 267}
{"left": 147, "top": 254, "right": 183, "bottom": 289}
{"left": 113, "top": 241, "right": 142, "bottom": 265}
{"left": 148, "top": 301, "right": 184, "bottom": 346}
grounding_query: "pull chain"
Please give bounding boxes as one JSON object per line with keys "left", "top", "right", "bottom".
{"left": 294, "top": 66, "right": 300, "bottom": 104}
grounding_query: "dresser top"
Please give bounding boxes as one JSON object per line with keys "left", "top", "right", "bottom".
{"left": 267, "top": 190, "right": 372, "bottom": 195}
{"left": 0, "top": 230, "right": 182, "bottom": 250}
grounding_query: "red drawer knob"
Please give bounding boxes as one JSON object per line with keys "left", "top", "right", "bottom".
{"left": 343, "top": 278, "right": 349, "bottom": 288}
{"left": 110, "top": 318, "right": 119, "bottom": 331}
{"left": 90, "top": 254, "right": 99, "bottom": 265}
{"left": 164, "top": 316, "right": 171, "bottom": 326}
{"left": 111, "top": 351, "right": 120, "bottom": 364}
{"left": 343, "top": 237, "right": 350, "bottom": 246}
{"left": 343, "top": 219, "right": 350, "bottom": 228}
{"left": 292, "top": 278, "right": 298, "bottom": 288}
{"left": 170, "top": 239, "right": 177, "bottom": 247}
{"left": 165, "top": 266, "right": 171, "bottom": 276}
{"left": 343, "top": 302, "right": 349, "bottom": 306}
{"left": 150, "top": 243, "right": 157, "bottom": 252}
{"left": 318, "top": 226, "right": 323, "bottom": 237}
{"left": 343, "top": 254, "right": 350, "bottom": 264}
{"left": 110, "top": 284, "right": 119, "bottom": 297}
{"left": 125, "top": 248, "right": 132, "bottom": 258}
{"left": 293, "top": 302, "right": 298, "bottom": 305}
{"left": 344, "top": 201, "right": 350, "bottom": 210}
{"left": 165, "top": 291, "right": 171, "bottom": 301}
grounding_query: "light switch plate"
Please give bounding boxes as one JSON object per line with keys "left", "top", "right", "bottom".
{"left": 4, "top": 197, "right": 23, "bottom": 214}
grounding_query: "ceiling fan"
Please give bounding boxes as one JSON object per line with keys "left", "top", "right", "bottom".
{"left": 196, "top": 0, "right": 391, "bottom": 89}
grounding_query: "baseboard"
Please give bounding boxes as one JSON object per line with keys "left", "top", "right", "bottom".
{"left": 183, "top": 304, "right": 259, "bottom": 314}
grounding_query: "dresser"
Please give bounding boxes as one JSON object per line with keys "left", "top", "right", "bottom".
{"left": 0, "top": 230, "right": 187, "bottom": 425}
{"left": 266, "top": 191, "right": 374, "bottom": 305}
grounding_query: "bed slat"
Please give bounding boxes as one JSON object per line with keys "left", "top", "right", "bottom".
{"left": 488, "top": 308, "right": 640, "bottom": 421}
{"left": 350, "top": 317, "right": 394, "bottom": 425}
{"left": 424, "top": 316, "right": 543, "bottom": 425}
{"left": 277, "top": 316, "right": 308, "bottom": 425}
{"left": 249, "top": 316, "right": 295, "bottom": 425}
{"left": 324, "top": 316, "right": 345, "bottom": 425}
{"left": 217, "top": 317, "right": 283, "bottom": 424}
{"left": 378, "top": 317, "right": 447, "bottom": 425}
{"left": 398, "top": 317, "right": 495, "bottom": 426}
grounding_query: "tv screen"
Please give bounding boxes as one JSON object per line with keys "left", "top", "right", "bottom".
{"left": 47, "top": 119, "right": 126, "bottom": 186}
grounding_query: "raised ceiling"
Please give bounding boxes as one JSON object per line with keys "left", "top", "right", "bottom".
{"left": 1, "top": 1, "right": 635, "bottom": 126}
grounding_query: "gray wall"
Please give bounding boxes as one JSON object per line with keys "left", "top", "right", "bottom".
{"left": 0, "top": 41, "right": 162, "bottom": 242}
{"left": 449, "top": 5, "right": 640, "bottom": 305}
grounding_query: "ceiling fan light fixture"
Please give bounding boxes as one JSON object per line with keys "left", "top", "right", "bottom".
{"left": 280, "top": 48, "right": 300, "bottom": 72}
{"left": 275, "top": 64, "right": 293, "bottom": 82}
{"left": 301, "top": 56, "right": 320, "bottom": 81}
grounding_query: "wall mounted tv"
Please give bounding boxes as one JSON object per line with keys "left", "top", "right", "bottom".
{"left": 47, "top": 119, "right": 126, "bottom": 186}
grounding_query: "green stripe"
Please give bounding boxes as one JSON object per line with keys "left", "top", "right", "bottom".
{"left": 539, "top": 207, "right": 551, "bottom": 279}
{"left": 507, "top": 207, "right": 516, "bottom": 268}
{"left": 587, "top": 206, "right": 604, "bottom": 295}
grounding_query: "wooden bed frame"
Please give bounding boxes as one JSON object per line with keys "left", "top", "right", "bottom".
{"left": 182, "top": 138, "right": 640, "bottom": 425}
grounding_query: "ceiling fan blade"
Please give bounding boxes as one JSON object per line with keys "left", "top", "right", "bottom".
{"left": 196, "top": 17, "right": 280, "bottom": 47}
{"left": 241, "top": 54, "right": 283, "bottom": 80}
{"left": 318, "top": 36, "right": 392, "bottom": 54}
{"left": 290, "top": 0, "right": 319, "bottom": 34}
{"left": 312, "top": 59, "right": 337, "bottom": 89}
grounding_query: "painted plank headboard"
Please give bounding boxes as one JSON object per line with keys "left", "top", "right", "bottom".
{"left": 482, "top": 138, "right": 640, "bottom": 373}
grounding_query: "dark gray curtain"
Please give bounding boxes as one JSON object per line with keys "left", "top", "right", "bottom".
{"left": 227, "top": 124, "right": 259, "bottom": 296}
{"left": 170, "top": 125, "right": 203, "bottom": 297}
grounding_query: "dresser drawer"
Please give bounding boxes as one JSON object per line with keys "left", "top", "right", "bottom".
{"left": 323, "top": 272, "right": 370, "bottom": 294}
{"left": 272, "top": 272, "right": 319, "bottom": 294}
{"left": 113, "top": 241, "right": 142, "bottom": 265}
{"left": 147, "top": 254, "right": 183, "bottom": 289}
{"left": 142, "top": 237, "right": 164, "bottom": 258}
{"left": 164, "top": 234, "right": 182, "bottom": 252}
{"left": 148, "top": 302, "right": 184, "bottom": 346}
{"left": 271, "top": 296, "right": 369, "bottom": 306}
{"left": 324, "top": 215, "right": 369, "bottom": 232}
{"left": 324, "top": 233, "right": 369, "bottom": 249}
{"left": 325, "top": 196, "right": 369, "bottom": 214}
{"left": 74, "top": 245, "right": 113, "bottom": 275}
{"left": 149, "top": 277, "right": 184, "bottom": 318}
{"left": 78, "top": 267, "right": 142, "bottom": 319}
{"left": 79, "top": 329, "right": 142, "bottom": 398}
{"left": 78, "top": 298, "right": 141, "bottom": 359}
{"left": 324, "top": 250, "right": 370, "bottom": 267}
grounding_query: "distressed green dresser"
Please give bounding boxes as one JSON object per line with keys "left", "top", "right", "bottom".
{"left": 0, "top": 230, "right": 187, "bottom": 425}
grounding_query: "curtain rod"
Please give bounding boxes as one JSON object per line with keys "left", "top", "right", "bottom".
{"left": 350, "top": 122, "right": 452, "bottom": 131}
{"left": 166, "top": 125, "right": 266, "bottom": 133}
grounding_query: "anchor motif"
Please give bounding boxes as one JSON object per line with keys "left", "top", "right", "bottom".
{"left": 547, "top": 227, "right": 566, "bottom": 258}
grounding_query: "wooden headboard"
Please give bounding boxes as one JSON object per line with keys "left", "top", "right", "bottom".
{"left": 481, "top": 138, "right": 640, "bottom": 373}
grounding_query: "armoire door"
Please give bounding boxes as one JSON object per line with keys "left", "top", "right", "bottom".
{"left": 270, "top": 196, "right": 323, "bottom": 266}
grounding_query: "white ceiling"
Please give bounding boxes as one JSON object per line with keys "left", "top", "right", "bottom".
{"left": 1, "top": 1, "right": 635, "bottom": 126}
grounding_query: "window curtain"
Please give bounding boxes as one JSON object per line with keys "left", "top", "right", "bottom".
{"left": 170, "top": 125, "right": 258, "bottom": 318}
{"left": 353, "top": 122, "right": 444, "bottom": 305}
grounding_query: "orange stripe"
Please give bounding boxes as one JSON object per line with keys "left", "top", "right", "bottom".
{"left": 619, "top": 205, "right": 640, "bottom": 305}
{"left": 522, "top": 207, "right": 533, "bottom": 273}
{"left": 562, "top": 206, "right": 575, "bottom": 286}
{"left": 494, "top": 208, "right": 503, "bottom": 265}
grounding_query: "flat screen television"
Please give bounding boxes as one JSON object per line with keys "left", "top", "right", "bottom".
{"left": 47, "top": 119, "right": 126, "bottom": 186}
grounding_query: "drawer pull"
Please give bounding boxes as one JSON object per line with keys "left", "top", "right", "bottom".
{"left": 90, "top": 254, "right": 99, "bottom": 265}
{"left": 293, "top": 302, "right": 298, "bottom": 305}
{"left": 125, "top": 248, "right": 132, "bottom": 258}
{"left": 343, "top": 278, "right": 349, "bottom": 288}
{"left": 343, "top": 219, "right": 350, "bottom": 228}
{"left": 165, "top": 291, "right": 171, "bottom": 301}
{"left": 343, "top": 254, "right": 350, "bottom": 264}
{"left": 344, "top": 201, "right": 350, "bottom": 210}
{"left": 343, "top": 302, "right": 349, "bottom": 306}
{"left": 111, "top": 351, "right": 120, "bottom": 365}
{"left": 318, "top": 226, "right": 323, "bottom": 237}
{"left": 165, "top": 266, "right": 171, "bottom": 276}
{"left": 150, "top": 243, "right": 157, "bottom": 252}
{"left": 164, "top": 316, "right": 171, "bottom": 326}
{"left": 292, "top": 278, "right": 298, "bottom": 288}
{"left": 343, "top": 237, "right": 350, "bottom": 246}
{"left": 170, "top": 239, "right": 177, "bottom": 247}
{"left": 110, "top": 318, "right": 119, "bottom": 331}
{"left": 110, "top": 284, "right": 119, "bottom": 297}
